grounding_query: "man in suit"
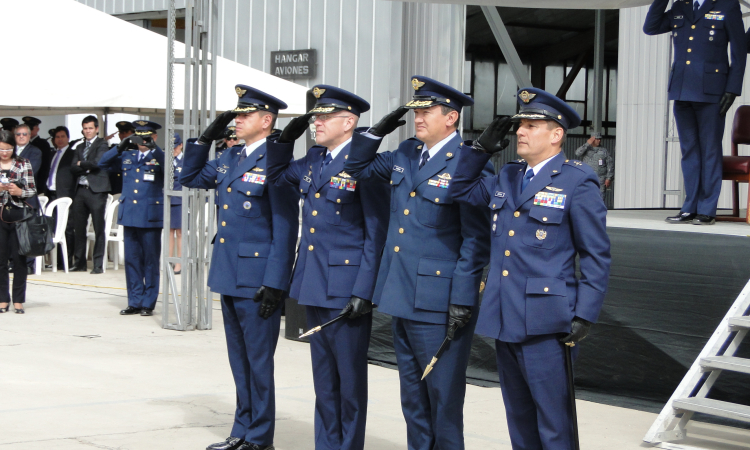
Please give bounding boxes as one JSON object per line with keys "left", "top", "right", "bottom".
{"left": 23, "top": 117, "right": 53, "bottom": 196}
{"left": 47, "top": 126, "right": 77, "bottom": 269}
{"left": 450, "top": 88, "right": 611, "bottom": 450}
{"left": 644, "top": 0, "right": 747, "bottom": 224}
{"left": 343, "top": 76, "right": 493, "bottom": 450}
{"left": 13, "top": 124, "right": 42, "bottom": 179}
{"left": 266, "top": 86, "right": 389, "bottom": 450}
{"left": 180, "top": 85, "right": 299, "bottom": 450}
{"left": 99, "top": 121, "right": 165, "bottom": 316}
{"left": 70, "top": 115, "right": 111, "bottom": 274}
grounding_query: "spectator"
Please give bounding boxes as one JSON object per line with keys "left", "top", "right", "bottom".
{"left": 13, "top": 124, "right": 42, "bottom": 182}
{"left": 23, "top": 117, "right": 53, "bottom": 196}
{"left": 70, "top": 116, "right": 111, "bottom": 274}
{"left": 575, "top": 132, "right": 614, "bottom": 200}
{"left": 0, "top": 118, "right": 19, "bottom": 132}
{"left": 0, "top": 129, "right": 36, "bottom": 314}
{"left": 169, "top": 133, "right": 184, "bottom": 275}
{"left": 47, "top": 126, "right": 77, "bottom": 269}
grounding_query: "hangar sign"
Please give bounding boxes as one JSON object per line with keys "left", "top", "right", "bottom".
{"left": 270, "top": 49, "right": 317, "bottom": 79}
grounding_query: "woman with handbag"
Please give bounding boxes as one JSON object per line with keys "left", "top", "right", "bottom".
{"left": 0, "top": 129, "right": 37, "bottom": 314}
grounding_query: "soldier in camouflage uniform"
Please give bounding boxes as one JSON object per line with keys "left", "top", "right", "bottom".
{"left": 575, "top": 132, "right": 613, "bottom": 199}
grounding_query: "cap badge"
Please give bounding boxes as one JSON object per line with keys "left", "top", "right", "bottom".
{"left": 235, "top": 87, "right": 247, "bottom": 97}
{"left": 312, "top": 87, "right": 326, "bottom": 98}
{"left": 135, "top": 120, "right": 148, "bottom": 126}
{"left": 412, "top": 79, "right": 426, "bottom": 91}
{"left": 519, "top": 90, "right": 537, "bottom": 104}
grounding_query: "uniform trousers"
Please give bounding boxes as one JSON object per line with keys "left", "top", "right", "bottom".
{"left": 221, "top": 295, "right": 281, "bottom": 446}
{"left": 306, "top": 306, "right": 372, "bottom": 450}
{"left": 392, "top": 315, "right": 476, "bottom": 450}
{"left": 673, "top": 101, "right": 725, "bottom": 217}
{"left": 495, "top": 334, "right": 579, "bottom": 450}
{"left": 123, "top": 227, "right": 162, "bottom": 310}
{"left": 72, "top": 187, "right": 108, "bottom": 269}
{"left": 0, "top": 220, "right": 26, "bottom": 304}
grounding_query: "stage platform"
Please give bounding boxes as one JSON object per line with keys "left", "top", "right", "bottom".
{"left": 607, "top": 209, "right": 750, "bottom": 236}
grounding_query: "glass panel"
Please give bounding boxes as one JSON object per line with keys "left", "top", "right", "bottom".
{"left": 496, "top": 63, "right": 517, "bottom": 117}
{"left": 545, "top": 65, "right": 564, "bottom": 95}
{"left": 608, "top": 68, "right": 617, "bottom": 122}
{"left": 473, "top": 61, "right": 495, "bottom": 130}
{"left": 566, "top": 66, "right": 586, "bottom": 102}
{"left": 464, "top": 60, "right": 472, "bottom": 93}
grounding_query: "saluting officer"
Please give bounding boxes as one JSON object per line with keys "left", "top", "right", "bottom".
{"left": 266, "top": 86, "right": 389, "bottom": 450}
{"left": 450, "top": 88, "right": 611, "bottom": 450}
{"left": 107, "top": 121, "right": 136, "bottom": 195}
{"left": 179, "top": 85, "right": 299, "bottom": 450}
{"left": 644, "top": 0, "right": 747, "bottom": 225}
{"left": 99, "top": 121, "right": 165, "bottom": 317}
{"left": 574, "top": 132, "right": 614, "bottom": 199}
{"left": 343, "top": 76, "right": 493, "bottom": 450}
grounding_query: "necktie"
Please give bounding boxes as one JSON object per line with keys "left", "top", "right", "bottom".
{"left": 47, "top": 150, "right": 63, "bottom": 189}
{"left": 139, "top": 153, "right": 144, "bottom": 163}
{"left": 238, "top": 147, "right": 247, "bottom": 166}
{"left": 521, "top": 170, "right": 534, "bottom": 192}
{"left": 83, "top": 140, "right": 91, "bottom": 160}
{"left": 419, "top": 151, "right": 430, "bottom": 169}
{"left": 319, "top": 152, "right": 333, "bottom": 176}
{"left": 694, "top": 1, "right": 699, "bottom": 12}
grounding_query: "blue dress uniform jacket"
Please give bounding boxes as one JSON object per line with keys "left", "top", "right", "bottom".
{"left": 179, "top": 140, "right": 299, "bottom": 296}
{"left": 644, "top": 0, "right": 747, "bottom": 103}
{"left": 266, "top": 138, "right": 390, "bottom": 308}
{"left": 344, "top": 132, "right": 493, "bottom": 324}
{"left": 170, "top": 156, "right": 184, "bottom": 206}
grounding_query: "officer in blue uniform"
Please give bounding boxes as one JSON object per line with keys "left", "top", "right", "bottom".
{"left": 266, "top": 85, "right": 389, "bottom": 450}
{"left": 644, "top": 0, "right": 747, "bottom": 224}
{"left": 170, "top": 133, "right": 184, "bottom": 275}
{"left": 450, "top": 88, "right": 612, "bottom": 450}
{"left": 343, "top": 76, "right": 493, "bottom": 450}
{"left": 107, "top": 121, "right": 136, "bottom": 195}
{"left": 99, "top": 120, "right": 165, "bottom": 316}
{"left": 179, "top": 85, "right": 299, "bottom": 450}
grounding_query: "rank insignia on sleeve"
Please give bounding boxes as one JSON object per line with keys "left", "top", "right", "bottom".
{"left": 495, "top": 191, "right": 506, "bottom": 198}
{"left": 533, "top": 192, "right": 566, "bottom": 209}
{"left": 242, "top": 172, "right": 266, "bottom": 184}
{"left": 536, "top": 230, "right": 547, "bottom": 241}
{"left": 545, "top": 186, "right": 563, "bottom": 192}
{"left": 393, "top": 165, "right": 404, "bottom": 173}
{"left": 330, "top": 176, "right": 357, "bottom": 192}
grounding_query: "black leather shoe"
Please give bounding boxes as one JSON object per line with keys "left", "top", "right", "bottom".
{"left": 120, "top": 306, "right": 141, "bottom": 315}
{"left": 665, "top": 212, "right": 696, "bottom": 224}
{"left": 71, "top": 265, "right": 88, "bottom": 272}
{"left": 140, "top": 308, "right": 154, "bottom": 316}
{"left": 90, "top": 268, "right": 103, "bottom": 274}
{"left": 236, "top": 443, "right": 274, "bottom": 450}
{"left": 693, "top": 214, "right": 716, "bottom": 225}
{"left": 206, "top": 437, "right": 245, "bottom": 450}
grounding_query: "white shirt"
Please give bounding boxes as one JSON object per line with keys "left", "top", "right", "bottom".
{"left": 48, "top": 145, "right": 68, "bottom": 191}
{"left": 524, "top": 152, "right": 561, "bottom": 179}
{"left": 419, "top": 131, "right": 458, "bottom": 163}
{"left": 325, "top": 137, "right": 353, "bottom": 161}
{"left": 694, "top": 0, "right": 705, "bottom": 8}
{"left": 16, "top": 144, "right": 27, "bottom": 154}
{"left": 173, "top": 152, "right": 183, "bottom": 165}
{"left": 138, "top": 150, "right": 152, "bottom": 162}
{"left": 241, "top": 136, "right": 266, "bottom": 159}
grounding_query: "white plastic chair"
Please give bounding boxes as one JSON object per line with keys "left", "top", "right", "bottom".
{"left": 93, "top": 196, "right": 121, "bottom": 273}
{"left": 34, "top": 197, "right": 73, "bottom": 274}
{"left": 37, "top": 195, "right": 49, "bottom": 213}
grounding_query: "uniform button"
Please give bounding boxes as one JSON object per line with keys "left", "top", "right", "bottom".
{"left": 691, "top": 25, "right": 695, "bottom": 29}
{"left": 543, "top": 217, "right": 548, "bottom": 222}
{"left": 434, "top": 198, "right": 439, "bottom": 202}
{"left": 308, "top": 245, "right": 314, "bottom": 251}
{"left": 133, "top": 200, "right": 137, "bottom": 204}
{"left": 221, "top": 221, "right": 226, "bottom": 226}
{"left": 686, "top": 60, "right": 691, "bottom": 64}
{"left": 224, "top": 204, "right": 228, "bottom": 210}
{"left": 716, "top": 69, "right": 720, "bottom": 73}
{"left": 312, "top": 210, "right": 318, "bottom": 216}
{"left": 336, "top": 211, "right": 340, "bottom": 215}
{"left": 345, "top": 260, "right": 350, "bottom": 264}
{"left": 687, "top": 48, "right": 692, "bottom": 52}
{"left": 493, "top": 214, "right": 498, "bottom": 221}
{"left": 410, "top": 191, "right": 416, "bottom": 197}
{"left": 390, "top": 180, "right": 393, "bottom": 185}
{"left": 514, "top": 211, "right": 520, "bottom": 218}
{"left": 689, "top": 37, "right": 693, "bottom": 40}
{"left": 404, "top": 209, "right": 410, "bottom": 215}
{"left": 135, "top": 179, "right": 139, "bottom": 183}
{"left": 315, "top": 193, "right": 320, "bottom": 198}
{"left": 394, "top": 246, "right": 400, "bottom": 252}
{"left": 220, "top": 238, "right": 225, "bottom": 243}
{"left": 505, "top": 250, "right": 510, "bottom": 256}
{"left": 246, "top": 191, "right": 250, "bottom": 195}
{"left": 227, "top": 187, "right": 231, "bottom": 192}
{"left": 337, "top": 199, "right": 341, "bottom": 203}
{"left": 502, "top": 270, "right": 509, "bottom": 277}
{"left": 134, "top": 190, "right": 138, "bottom": 193}
{"left": 255, "top": 252, "right": 259, "bottom": 257}
{"left": 300, "top": 189, "right": 303, "bottom": 193}
{"left": 436, "top": 271, "right": 441, "bottom": 275}
{"left": 509, "top": 230, "right": 515, "bottom": 236}
{"left": 399, "top": 228, "right": 404, "bottom": 234}
{"left": 544, "top": 287, "right": 549, "bottom": 292}
{"left": 136, "top": 169, "right": 140, "bottom": 172}
{"left": 492, "top": 224, "right": 496, "bottom": 231}
{"left": 310, "top": 228, "right": 315, "bottom": 233}
{"left": 156, "top": 201, "right": 159, "bottom": 204}
{"left": 492, "top": 203, "right": 496, "bottom": 208}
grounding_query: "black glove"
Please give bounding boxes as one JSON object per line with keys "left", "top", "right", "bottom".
{"left": 719, "top": 93, "right": 737, "bottom": 116}
{"left": 278, "top": 113, "right": 313, "bottom": 144}
{"left": 253, "top": 286, "right": 286, "bottom": 319}
{"left": 447, "top": 304, "right": 472, "bottom": 339}
{"left": 117, "top": 136, "right": 142, "bottom": 153}
{"left": 198, "top": 111, "right": 237, "bottom": 145}
{"left": 474, "top": 116, "right": 513, "bottom": 155}
{"left": 342, "top": 296, "right": 373, "bottom": 319}
{"left": 369, "top": 106, "right": 409, "bottom": 137}
{"left": 559, "top": 317, "right": 593, "bottom": 346}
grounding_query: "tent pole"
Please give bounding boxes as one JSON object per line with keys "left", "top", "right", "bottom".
{"left": 592, "top": 10, "right": 605, "bottom": 135}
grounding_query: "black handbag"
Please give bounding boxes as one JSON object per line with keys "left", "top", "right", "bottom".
{"left": 14, "top": 206, "right": 55, "bottom": 257}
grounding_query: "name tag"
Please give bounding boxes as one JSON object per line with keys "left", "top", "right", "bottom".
{"left": 303, "top": 175, "right": 312, "bottom": 184}
{"left": 533, "top": 192, "right": 566, "bottom": 209}
{"left": 705, "top": 14, "right": 724, "bottom": 20}
{"left": 427, "top": 178, "right": 450, "bottom": 189}
{"left": 330, "top": 176, "right": 357, "bottom": 192}
{"left": 673, "top": 15, "right": 683, "bottom": 19}
{"left": 144, "top": 173, "right": 155, "bottom": 182}
{"left": 495, "top": 191, "right": 506, "bottom": 198}
{"left": 123, "top": 159, "right": 132, "bottom": 165}
{"left": 242, "top": 173, "right": 266, "bottom": 184}
{"left": 598, "top": 159, "right": 603, "bottom": 166}
{"left": 217, "top": 167, "right": 227, "bottom": 174}
{"left": 393, "top": 165, "right": 404, "bottom": 173}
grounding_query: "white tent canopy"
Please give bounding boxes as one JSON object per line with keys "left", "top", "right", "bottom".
{"left": 0, "top": 0, "right": 307, "bottom": 117}
{"left": 395, "top": 0, "right": 651, "bottom": 8}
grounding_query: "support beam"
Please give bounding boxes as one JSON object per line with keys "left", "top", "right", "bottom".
{"left": 591, "top": 9, "right": 606, "bottom": 134}
{"left": 480, "top": 6, "right": 532, "bottom": 88}
{"left": 556, "top": 50, "right": 589, "bottom": 99}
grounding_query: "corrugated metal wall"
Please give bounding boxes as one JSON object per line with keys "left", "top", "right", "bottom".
{"left": 75, "top": 0, "right": 185, "bottom": 14}
{"left": 617, "top": 4, "right": 750, "bottom": 210}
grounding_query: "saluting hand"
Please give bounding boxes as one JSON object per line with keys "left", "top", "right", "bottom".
{"left": 369, "top": 106, "right": 409, "bottom": 137}
{"left": 342, "top": 296, "right": 373, "bottom": 319}
{"left": 198, "top": 111, "right": 237, "bottom": 145}
{"left": 253, "top": 285, "right": 286, "bottom": 319}
{"left": 474, "top": 116, "right": 513, "bottom": 155}
{"left": 278, "top": 113, "right": 313, "bottom": 144}
{"left": 447, "top": 304, "right": 472, "bottom": 339}
{"left": 559, "top": 316, "right": 592, "bottom": 347}
{"left": 118, "top": 136, "right": 142, "bottom": 153}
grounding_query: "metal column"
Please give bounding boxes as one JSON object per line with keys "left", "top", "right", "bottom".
{"left": 591, "top": 10, "right": 605, "bottom": 135}
{"left": 480, "top": 6, "right": 533, "bottom": 89}
{"left": 162, "top": 0, "right": 218, "bottom": 331}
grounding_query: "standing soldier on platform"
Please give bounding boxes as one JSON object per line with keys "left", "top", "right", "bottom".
{"left": 644, "top": 0, "right": 747, "bottom": 225}
{"left": 343, "top": 76, "right": 493, "bottom": 450}
{"left": 99, "top": 121, "right": 165, "bottom": 317}
{"left": 575, "top": 132, "right": 613, "bottom": 200}
{"left": 266, "top": 86, "right": 389, "bottom": 450}
{"left": 450, "top": 88, "right": 611, "bottom": 450}
{"left": 180, "top": 85, "right": 299, "bottom": 450}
